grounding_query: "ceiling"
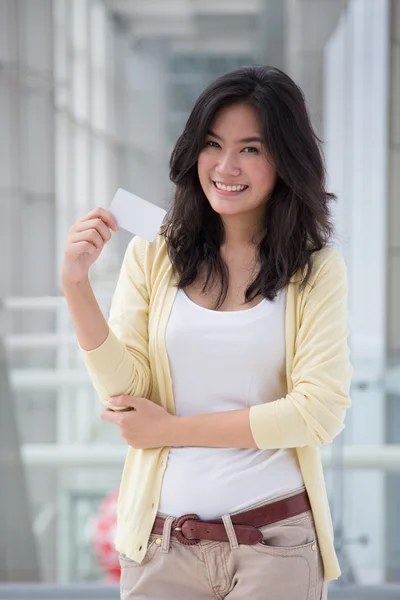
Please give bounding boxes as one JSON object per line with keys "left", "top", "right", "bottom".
{"left": 104, "top": 0, "right": 266, "bottom": 55}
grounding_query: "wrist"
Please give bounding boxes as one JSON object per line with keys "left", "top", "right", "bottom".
{"left": 61, "top": 274, "right": 90, "bottom": 293}
{"left": 164, "top": 414, "right": 185, "bottom": 447}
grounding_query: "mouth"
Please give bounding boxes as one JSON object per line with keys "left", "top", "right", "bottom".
{"left": 213, "top": 181, "right": 249, "bottom": 194}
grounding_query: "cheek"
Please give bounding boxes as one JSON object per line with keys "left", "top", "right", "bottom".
{"left": 252, "top": 163, "right": 277, "bottom": 193}
{"left": 197, "top": 160, "right": 204, "bottom": 183}
{"left": 197, "top": 152, "right": 213, "bottom": 180}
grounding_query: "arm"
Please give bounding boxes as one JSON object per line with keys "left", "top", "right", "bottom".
{"left": 164, "top": 251, "right": 352, "bottom": 449}
{"left": 102, "top": 397, "right": 257, "bottom": 449}
{"left": 249, "top": 252, "right": 352, "bottom": 449}
{"left": 167, "top": 409, "right": 256, "bottom": 448}
{"left": 61, "top": 208, "right": 117, "bottom": 352}
{"left": 60, "top": 207, "right": 152, "bottom": 410}
{"left": 80, "top": 236, "right": 152, "bottom": 408}
{"left": 62, "top": 279, "right": 109, "bottom": 351}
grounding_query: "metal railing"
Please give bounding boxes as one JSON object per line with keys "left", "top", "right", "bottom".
{"left": 15, "top": 442, "right": 400, "bottom": 470}
{"left": 0, "top": 583, "right": 400, "bottom": 599}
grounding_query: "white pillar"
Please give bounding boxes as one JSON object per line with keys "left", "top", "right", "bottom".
{"left": 284, "top": 0, "right": 347, "bottom": 136}
{"left": 324, "top": 0, "right": 390, "bottom": 584}
{"left": 0, "top": 0, "right": 55, "bottom": 582}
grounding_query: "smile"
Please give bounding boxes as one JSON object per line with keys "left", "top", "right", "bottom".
{"left": 213, "top": 181, "right": 248, "bottom": 192}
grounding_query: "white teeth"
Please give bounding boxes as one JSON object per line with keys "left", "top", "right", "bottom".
{"left": 214, "top": 182, "right": 246, "bottom": 192}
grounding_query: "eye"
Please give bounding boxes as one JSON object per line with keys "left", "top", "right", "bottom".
{"left": 242, "top": 147, "right": 259, "bottom": 153}
{"left": 205, "top": 140, "right": 220, "bottom": 148}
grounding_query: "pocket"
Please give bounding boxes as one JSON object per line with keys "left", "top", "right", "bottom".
{"left": 253, "top": 537, "right": 317, "bottom": 556}
{"left": 247, "top": 512, "right": 322, "bottom": 600}
{"left": 119, "top": 535, "right": 161, "bottom": 569}
{"left": 119, "top": 535, "right": 162, "bottom": 595}
{"left": 252, "top": 511, "right": 316, "bottom": 554}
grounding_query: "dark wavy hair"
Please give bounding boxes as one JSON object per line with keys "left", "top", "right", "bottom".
{"left": 162, "top": 65, "right": 335, "bottom": 307}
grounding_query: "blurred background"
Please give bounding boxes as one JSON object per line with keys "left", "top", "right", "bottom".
{"left": 0, "top": 0, "right": 399, "bottom": 598}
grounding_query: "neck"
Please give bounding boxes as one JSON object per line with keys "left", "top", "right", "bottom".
{"left": 220, "top": 213, "right": 263, "bottom": 248}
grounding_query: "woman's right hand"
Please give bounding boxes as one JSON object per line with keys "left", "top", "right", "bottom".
{"left": 61, "top": 207, "right": 118, "bottom": 286}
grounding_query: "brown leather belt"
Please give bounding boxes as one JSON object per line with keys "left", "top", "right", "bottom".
{"left": 152, "top": 490, "right": 311, "bottom": 546}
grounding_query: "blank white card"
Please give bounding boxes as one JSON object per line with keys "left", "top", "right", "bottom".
{"left": 108, "top": 188, "right": 167, "bottom": 242}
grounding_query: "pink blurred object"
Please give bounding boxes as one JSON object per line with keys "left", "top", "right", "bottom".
{"left": 90, "top": 488, "right": 121, "bottom": 582}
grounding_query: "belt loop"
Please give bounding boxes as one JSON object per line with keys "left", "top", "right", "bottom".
{"left": 161, "top": 516, "right": 175, "bottom": 553}
{"left": 222, "top": 514, "right": 239, "bottom": 550}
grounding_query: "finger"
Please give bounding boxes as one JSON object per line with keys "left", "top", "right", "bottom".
{"left": 70, "top": 229, "right": 104, "bottom": 250}
{"left": 105, "top": 403, "right": 133, "bottom": 413}
{"left": 109, "top": 395, "right": 138, "bottom": 409}
{"left": 74, "top": 218, "right": 112, "bottom": 243}
{"left": 101, "top": 408, "right": 121, "bottom": 424}
{"left": 79, "top": 208, "right": 118, "bottom": 231}
{"left": 66, "top": 241, "right": 96, "bottom": 257}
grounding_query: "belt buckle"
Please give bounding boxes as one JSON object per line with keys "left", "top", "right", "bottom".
{"left": 174, "top": 513, "right": 200, "bottom": 545}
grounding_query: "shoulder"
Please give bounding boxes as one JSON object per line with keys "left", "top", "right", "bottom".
{"left": 309, "top": 245, "right": 345, "bottom": 271}
{"left": 308, "top": 246, "right": 347, "bottom": 286}
{"left": 292, "top": 246, "right": 348, "bottom": 311}
{"left": 299, "top": 246, "right": 348, "bottom": 310}
{"left": 125, "top": 234, "right": 171, "bottom": 288}
{"left": 126, "top": 233, "right": 169, "bottom": 265}
{"left": 293, "top": 246, "right": 347, "bottom": 287}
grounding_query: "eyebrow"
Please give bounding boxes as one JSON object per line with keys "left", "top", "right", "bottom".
{"left": 207, "top": 129, "right": 263, "bottom": 144}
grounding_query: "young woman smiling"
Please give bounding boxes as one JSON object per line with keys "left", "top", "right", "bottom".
{"left": 61, "top": 65, "right": 352, "bottom": 600}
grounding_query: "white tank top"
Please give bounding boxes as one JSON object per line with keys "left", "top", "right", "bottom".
{"left": 159, "top": 288, "right": 304, "bottom": 520}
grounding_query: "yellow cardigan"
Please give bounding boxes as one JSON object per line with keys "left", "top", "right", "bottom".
{"left": 82, "top": 234, "right": 352, "bottom": 581}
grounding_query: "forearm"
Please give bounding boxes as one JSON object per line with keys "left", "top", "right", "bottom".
{"left": 168, "top": 409, "right": 258, "bottom": 449}
{"left": 62, "top": 278, "right": 109, "bottom": 351}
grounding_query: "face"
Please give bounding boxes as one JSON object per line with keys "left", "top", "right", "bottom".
{"left": 197, "top": 103, "right": 277, "bottom": 222}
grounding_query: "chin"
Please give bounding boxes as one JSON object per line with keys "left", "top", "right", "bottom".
{"left": 213, "top": 207, "right": 247, "bottom": 218}
{"left": 209, "top": 203, "right": 243, "bottom": 217}
{"left": 208, "top": 197, "right": 253, "bottom": 217}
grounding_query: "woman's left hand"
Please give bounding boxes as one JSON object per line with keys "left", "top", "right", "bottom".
{"left": 101, "top": 396, "right": 175, "bottom": 449}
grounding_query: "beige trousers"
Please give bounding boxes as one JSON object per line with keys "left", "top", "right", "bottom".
{"left": 119, "top": 495, "right": 328, "bottom": 600}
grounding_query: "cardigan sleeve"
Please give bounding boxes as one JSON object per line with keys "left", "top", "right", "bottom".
{"left": 80, "top": 236, "right": 152, "bottom": 408}
{"left": 249, "top": 251, "right": 352, "bottom": 449}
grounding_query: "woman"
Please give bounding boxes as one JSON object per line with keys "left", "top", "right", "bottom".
{"left": 61, "top": 66, "right": 352, "bottom": 599}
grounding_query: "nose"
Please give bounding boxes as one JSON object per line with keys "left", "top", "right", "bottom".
{"left": 215, "top": 152, "right": 241, "bottom": 177}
